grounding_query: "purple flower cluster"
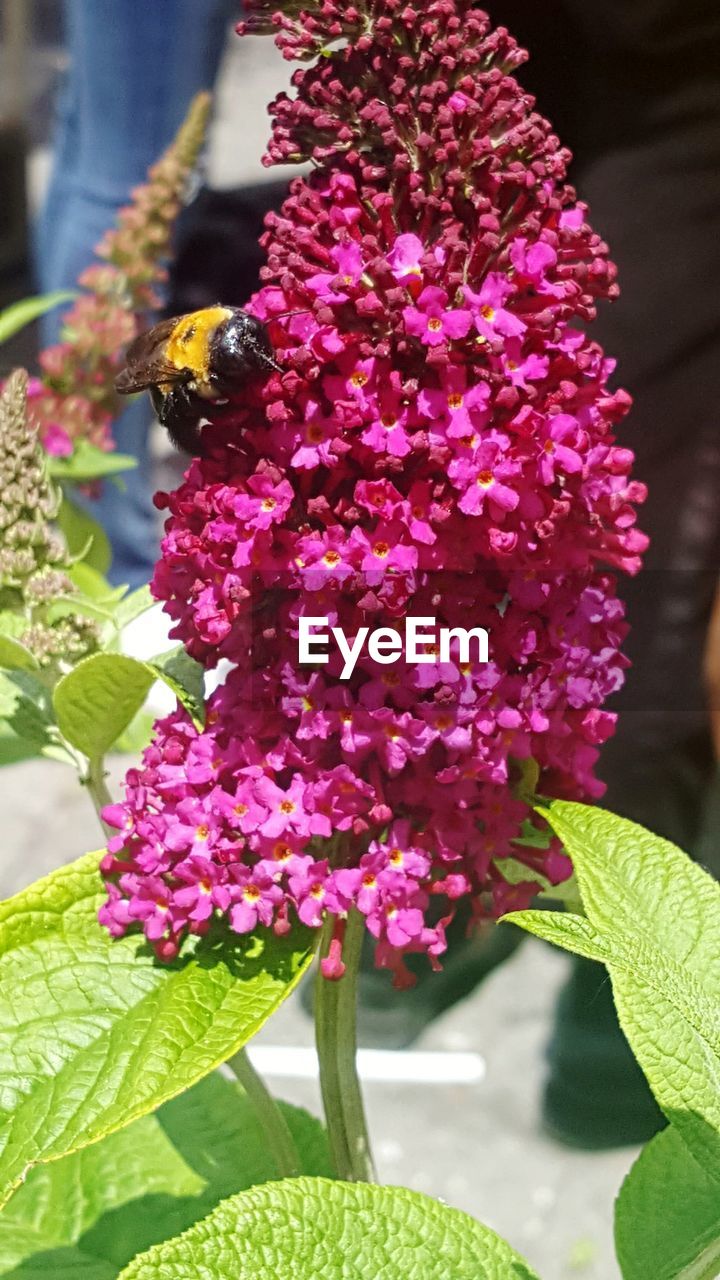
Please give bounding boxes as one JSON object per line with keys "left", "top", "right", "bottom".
{"left": 101, "top": 2, "right": 646, "bottom": 983}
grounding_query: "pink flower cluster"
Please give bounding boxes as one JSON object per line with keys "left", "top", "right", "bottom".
{"left": 101, "top": 1, "right": 646, "bottom": 983}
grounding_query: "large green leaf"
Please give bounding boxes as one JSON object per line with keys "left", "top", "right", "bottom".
{"left": 0, "top": 852, "right": 315, "bottom": 1208}
{"left": 53, "top": 654, "right": 155, "bottom": 756}
{"left": 0, "top": 1072, "right": 330, "bottom": 1279}
{"left": 119, "top": 1178, "right": 540, "bottom": 1280}
{"left": 615, "top": 1126, "right": 720, "bottom": 1280}
{"left": 53, "top": 648, "right": 206, "bottom": 756}
{"left": 0, "top": 292, "right": 77, "bottom": 345}
{"left": 508, "top": 801, "right": 720, "bottom": 1181}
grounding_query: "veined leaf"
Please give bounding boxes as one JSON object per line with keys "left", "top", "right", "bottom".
{"left": 119, "top": 1178, "right": 541, "bottom": 1280}
{"left": 0, "top": 852, "right": 315, "bottom": 1208}
{"left": 508, "top": 801, "right": 720, "bottom": 1182}
{"left": 615, "top": 1126, "right": 720, "bottom": 1280}
{"left": 0, "top": 1072, "right": 330, "bottom": 1278}
{"left": 53, "top": 654, "right": 155, "bottom": 756}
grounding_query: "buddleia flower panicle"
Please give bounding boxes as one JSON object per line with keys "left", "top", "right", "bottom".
{"left": 0, "top": 369, "right": 100, "bottom": 670}
{"left": 101, "top": 3, "right": 646, "bottom": 985}
{"left": 31, "top": 94, "right": 211, "bottom": 460}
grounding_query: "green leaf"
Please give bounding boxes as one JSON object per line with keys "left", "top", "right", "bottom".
{"left": 0, "top": 670, "right": 54, "bottom": 749}
{"left": 0, "top": 291, "right": 77, "bottom": 345}
{"left": 68, "top": 571, "right": 126, "bottom": 611}
{"left": 615, "top": 1126, "right": 720, "bottom": 1280}
{"left": 0, "top": 851, "right": 315, "bottom": 1209}
{"left": 148, "top": 646, "right": 205, "bottom": 728}
{"left": 0, "top": 1072, "right": 331, "bottom": 1278}
{"left": 0, "top": 611, "right": 27, "bottom": 641}
{"left": 0, "top": 727, "right": 39, "bottom": 766}
{"left": 53, "top": 653, "right": 155, "bottom": 756}
{"left": 114, "top": 586, "right": 154, "bottom": 630}
{"left": 48, "top": 595, "right": 117, "bottom": 627}
{"left": 512, "top": 756, "right": 540, "bottom": 806}
{"left": 493, "top": 856, "right": 551, "bottom": 892}
{"left": 535, "top": 801, "right": 720, "bottom": 981}
{"left": 56, "top": 496, "right": 112, "bottom": 576}
{"left": 49, "top": 443, "right": 137, "bottom": 483}
{"left": 64, "top": 562, "right": 120, "bottom": 604}
{"left": 511, "top": 817, "right": 554, "bottom": 850}
{"left": 509, "top": 801, "right": 720, "bottom": 1180}
{"left": 114, "top": 708, "right": 155, "bottom": 755}
{"left": 0, "top": 634, "right": 39, "bottom": 672}
{"left": 118, "top": 1178, "right": 540, "bottom": 1280}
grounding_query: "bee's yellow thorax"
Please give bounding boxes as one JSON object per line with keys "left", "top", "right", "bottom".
{"left": 166, "top": 307, "right": 232, "bottom": 384}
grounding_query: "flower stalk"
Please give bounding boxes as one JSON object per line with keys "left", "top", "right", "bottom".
{"left": 85, "top": 755, "right": 115, "bottom": 839}
{"left": 316, "top": 908, "right": 376, "bottom": 1183}
{"left": 228, "top": 1048, "right": 302, "bottom": 1180}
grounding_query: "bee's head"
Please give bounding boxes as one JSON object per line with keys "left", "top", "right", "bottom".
{"left": 214, "top": 310, "right": 281, "bottom": 381}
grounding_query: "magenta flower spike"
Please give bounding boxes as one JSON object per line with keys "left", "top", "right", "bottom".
{"left": 100, "top": 2, "right": 646, "bottom": 987}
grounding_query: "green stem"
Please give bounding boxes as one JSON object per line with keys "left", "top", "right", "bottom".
{"left": 315, "top": 909, "right": 376, "bottom": 1183}
{"left": 228, "top": 1048, "right": 301, "bottom": 1179}
{"left": 85, "top": 754, "right": 114, "bottom": 839}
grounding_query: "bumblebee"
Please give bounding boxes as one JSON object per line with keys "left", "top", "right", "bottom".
{"left": 115, "top": 305, "right": 281, "bottom": 454}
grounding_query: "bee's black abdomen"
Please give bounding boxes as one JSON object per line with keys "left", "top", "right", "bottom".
{"left": 152, "top": 386, "right": 205, "bottom": 456}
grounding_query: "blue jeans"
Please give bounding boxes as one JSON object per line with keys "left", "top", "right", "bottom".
{"left": 37, "top": 0, "right": 235, "bottom": 589}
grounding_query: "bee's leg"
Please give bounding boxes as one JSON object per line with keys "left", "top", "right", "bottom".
{"left": 156, "top": 386, "right": 204, "bottom": 456}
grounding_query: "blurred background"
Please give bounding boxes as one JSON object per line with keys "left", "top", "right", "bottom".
{"left": 1, "top": 3, "right": 719, "bottom": 1278}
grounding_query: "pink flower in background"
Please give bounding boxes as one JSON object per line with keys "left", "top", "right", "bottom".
{"left": 101, "top": 1, "right": 646, "bottom": 985}
{"left": 41, "top": 423, "right": 74, "bottom": 457}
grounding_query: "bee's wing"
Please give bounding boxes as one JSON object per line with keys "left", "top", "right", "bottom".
{"left": 115, "top": 317, "right": 190, "bottom": 394}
